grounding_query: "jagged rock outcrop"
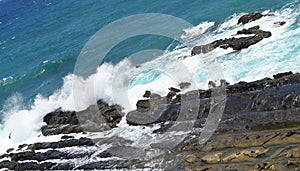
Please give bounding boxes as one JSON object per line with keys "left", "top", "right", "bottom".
{"left": 41, "top": 100, "right": 124, "bottom": 136}
{"left": 191, "top": 26, "right": 272, "bottom": 55}
{"left": 127, "top": 72, "right": 300, "bottom": 128}
{"left": 237, "top": 12, "right": 274, "bottom": 25}
{"left": 1, "top": 71, "right": 300, "bottom": 170}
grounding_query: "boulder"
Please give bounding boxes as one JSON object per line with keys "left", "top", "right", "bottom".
{"left": 136, "top": 99, "right": 150, "bottom": 109}
{"left": 43, "top": 108, "right": 78, "bottom": 125}
{"left": 238, "top": 12, "right": 263, "bottom": 24}
{"left": 143, "top": 90, "right": 151, "bottom": 98}
{"left": 179, "top": 82, "right": 191, "bottom": 89}
{"left": 42, "top": 100, "right": 124, "bottom": 135}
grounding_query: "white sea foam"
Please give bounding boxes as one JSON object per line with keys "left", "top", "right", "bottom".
{"left": 0, "top": 2, "right": 299, "bottom": 154}
{"left": 180, "top": 21, "right": 215, "bottom": 42}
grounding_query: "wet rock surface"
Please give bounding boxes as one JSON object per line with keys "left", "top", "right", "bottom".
{"left": 41, "top": 100, "right": 124, "bottom": 136}
{"left": 191, "top": 25, "right": 272, "bottom": 55}
{"left": 190, "top": 12, "right": 281, "bottom": 56}
{"left": 124, "top": 71, "right": 300, "bottom": 170}
{"left": 237, "top": 12, "right": 274, "bottom": 25}
{"left": 1, "top": 71, "right": 300, "bottom": 170}
{"left": 0, "top": 137, "right": 127, "bottom": 170}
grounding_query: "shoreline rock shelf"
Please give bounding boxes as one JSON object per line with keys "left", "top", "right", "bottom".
{"left": 1, "top": 71, "right": 299, "bottom": 170}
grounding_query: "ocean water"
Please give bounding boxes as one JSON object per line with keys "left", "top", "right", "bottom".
{"left": 0, "top": 0, "right": 299, "bottom": 152}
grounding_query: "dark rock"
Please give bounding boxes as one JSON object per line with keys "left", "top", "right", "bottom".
{"left": 96, "top": 100, "right": 124, "bottom": 126}
{"left": 34, "top": 150, "right": 91, "bottom": 161}
{"left": 0, "top": 153, "right": 9, "bottom": 159}
{"left": 77, "top": 104, "right": 123, "bottom": 132}
{"left": 6, "top": 148, "right": 14, "bottom": 153}
{"left": 237, "top": 12, "right": 264, "bottom": 24}
{"left": 127, "top": 104, "right": 170, "bottom": 126}
{"left": 273, "top": 71, "right": 293, "bottom": 79}
{"left": 97, "top": 151, "right": 113, "bottom": 158}
{"left": 18, "top": 144, "right": 28, "bottom": 149}
{"left": 191, "top": 43, "right": 215, "bottom": 55}
{"left": 136, "top": 99, "right": 150, "bottom": 109}
{"left": 208, "top": 81, "right": 217, "bottom": 88}
{"left": 127, "top": 102, "right": 181, "bottom": 126}
{"left": 14, "top": 162, "right": 54, "bottom": 171}
{"left": 143, "top": 90, "right": 151, "bottom": 98}
{"left": 43, "top": 108, "right": 78, "bottom": 125}
{"left": 11, "top": 151, "right": 35, "bottom": 161}
{"left": 179, "top": 82, "right": 191, "bottom": 89}
{"left": 168, "top": 87, "right": 180, "bottom": 93}
{"left": 129, "top": 72, "right": 300, "bottom": 135}
{"left": 237, "top": 25, "right": 260, "bottom": 34}
{"left": 27, "top": 137, "right": 94, "bottom": 150}
{"left": 191, "top": 26, "right": 271, "bottom": 55}
{"left": 166, "top": 91, "right": 177, "bottom": 100}
{"left": 61, "top": 135, "right": 75, "bottom": 139}
{"left": 237, "top": 26, "right": 271, "bottom": 38}
{"left": 0, "top": 160, "right": 17, "bottom": 170}
{"left": 42, "top": 100, "right": 124, "bottom": 136}
{"left": 274, "top": 21, "right": 286, "bottom": 27}
{"left": 2, "top": 72, "right": 300, "bottom": 171}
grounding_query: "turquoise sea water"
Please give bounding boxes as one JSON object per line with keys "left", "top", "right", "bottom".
{"left": 0, "top": 0, "right": 299, "bottom": 148}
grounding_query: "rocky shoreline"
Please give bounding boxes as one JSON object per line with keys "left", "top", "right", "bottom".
{"left": 0, "top": 12, "right": 299, "bottom": 170}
